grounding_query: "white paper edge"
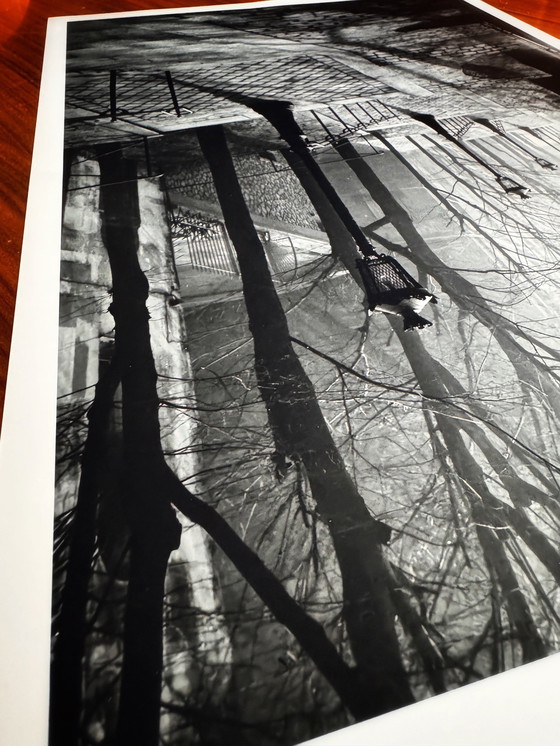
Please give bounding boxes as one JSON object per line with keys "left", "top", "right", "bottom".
{"left": 1, "top": 2, "right": 560, "bottom": 745}
{"left": 0, "top": 15, "right": 66, "bottom": 746}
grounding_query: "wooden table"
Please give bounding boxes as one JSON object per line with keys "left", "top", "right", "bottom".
{"left": 1, "top": 0, "right": 559, "bottom": 430}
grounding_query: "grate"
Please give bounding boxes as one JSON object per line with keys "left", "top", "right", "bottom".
{"left": 439, "top": 115, "right": 474, "bottom": 139}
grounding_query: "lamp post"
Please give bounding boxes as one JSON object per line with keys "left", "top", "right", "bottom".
{"left": 473, "top": 118, "right": 557, "bottom": 170}
{"left": 402, "top": 110, "right": 530, "bottom": 198}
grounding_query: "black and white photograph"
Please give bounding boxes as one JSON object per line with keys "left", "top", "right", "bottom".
{"left": 41, "top": 0, "right": 560, "bottom": 743}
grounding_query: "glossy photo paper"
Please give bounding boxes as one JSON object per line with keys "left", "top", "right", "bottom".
{"left": 3, "top": 1, "right": 560, "bottom": 744}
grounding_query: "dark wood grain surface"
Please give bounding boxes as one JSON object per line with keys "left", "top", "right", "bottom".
{"left": 0, "top": 0, "right": 559, "bottom": 431}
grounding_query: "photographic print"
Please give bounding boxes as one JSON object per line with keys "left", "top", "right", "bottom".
{"left": 48, "top": 0, "right": 560, "bottom": 743}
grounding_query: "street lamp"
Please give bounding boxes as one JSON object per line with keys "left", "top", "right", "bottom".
{"left": 357, "top": 255, "right": 437, "bottom": 331}
{"left": 400, "top": 110, "right": 530, "bottom": 198}
{"left": 474, "top": 118, "right": 557, "bottom": 171}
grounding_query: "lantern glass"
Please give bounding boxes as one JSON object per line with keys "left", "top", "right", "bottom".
{"left": 357, "top": 256, "right": 432, "bottom": 309}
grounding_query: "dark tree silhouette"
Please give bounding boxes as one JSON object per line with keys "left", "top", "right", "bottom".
{"left": 53, "top": 5, "right": 560, "bottom": 741}
{"left": 53, "top": 144, "right": 424, "bottom": 745}
{"left": 97, "top": 146, "right": 183, "bottom": 746}
{"left": 197, "top": 123, "right": 414, "bottom": 714}
{"left": 50, "top": 354, "right": 122, "bottom": 746}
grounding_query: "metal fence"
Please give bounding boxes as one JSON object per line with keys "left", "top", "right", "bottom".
{"left": 65, "top": 55, "right": 394, "bottom": 144}
{"left": 170, "top": 208, "right": 240, "bottom": 276}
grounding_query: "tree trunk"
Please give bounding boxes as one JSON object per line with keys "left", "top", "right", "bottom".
{"left": 476, "top": 523, "right": 547, "bottom": 663}
{"left": 197, "top": 123, "right": 414, "bottom": 715}
{"left": 388, "top": 563, "right": 447, "bottom": 694}
{"left": 424, "top": 356, "right": 559, "bottom": 510}
{"left": 391, "top": 323, "right": 548, "bottom": 661}
{"left": 163, "top": 474, "right": 375, "bottom": 721}
{"left": 397, "top": 327, "right": 560, "bottom": 585}
{"left": 50, "top": 359, "right": 121, "bottom": 746}
{"left": 97, "top": 146, "right": 182, "bottom": 746}
{"left": 93, "top": 146, "right": 392, "bottom": 726}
